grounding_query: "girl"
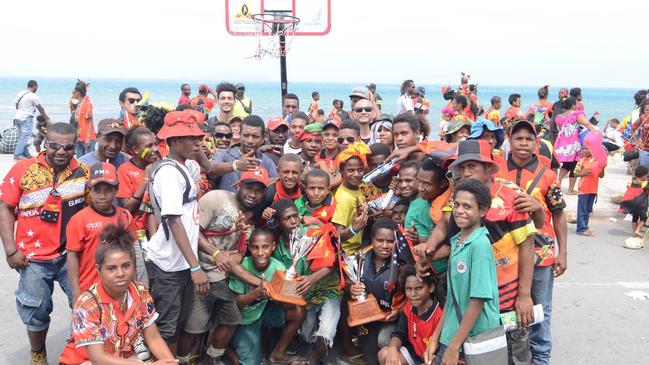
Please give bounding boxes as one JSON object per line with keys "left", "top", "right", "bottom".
{"left": 377, "top": 265, "right": 443, "bottom": 365}
{"left": 59, "top": 223, "right": 177, "bottom": 365}
{"left": 424, "top": 178, "right": 501, "bottom": 365}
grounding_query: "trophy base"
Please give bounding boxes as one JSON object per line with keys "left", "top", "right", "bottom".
{"left": 267, "top": 270, "right": 306, "bottom": 306}
{"left": 347, "top": 294, "right": 386, "bottom": 327}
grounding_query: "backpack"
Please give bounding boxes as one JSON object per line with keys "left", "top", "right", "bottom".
{"left": 148, "top": 158, "right": 197, "bottom": 240}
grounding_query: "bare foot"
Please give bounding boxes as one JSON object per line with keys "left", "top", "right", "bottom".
{"left": 577, "top": 229, "right": 594, "bottom": 236}
{"left": 566, "top": 190, "right": 578, "bottom": 196}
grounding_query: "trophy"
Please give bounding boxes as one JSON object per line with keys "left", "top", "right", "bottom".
{"left": 344, "top": 252, "right": 387, "bottom": 327}
{"left": 267, "top": 227, "right": 317, "bottom": 306}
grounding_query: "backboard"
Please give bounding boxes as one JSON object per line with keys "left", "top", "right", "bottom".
{"left": 225, "top": 0, "right": 331, "bottom": 36}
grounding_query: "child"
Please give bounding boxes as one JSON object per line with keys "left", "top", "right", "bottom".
{"left": 484, "top": 96, "right": 502, "bottom": 126}
{"left": 504, "top": 93, "right": 523, "bottom": 122}
{"left": 438, "top": 107, "right": 457, "bottom": 140}
{"left": 284, "top": 112, "right": 308, "bottom": 155}
{"left": 66, "top": 162, "right": 134, "bottom": 303}
{"left": 424, "top": 178, "right": 501, "bottom": 365}
{"left": 621, "top": 165, "right": 649, "bottom": 237}
{"left": 351, "top": 218, "right": 402, "bottom": 364}
{"left": 271, "top": 199, "right": 341, "bottom": 365}
{"left": 377, "top": 265, "right": 443, "bottom": 365}
{"left": 603, "top": 118, "right": 623, "bottom": 153}
{"left": 574, "top": 145, "right": 605, "bottom": 236}
{"left": 333, "top": 142, "right": 371, "bottom": 255}
{"left": 391, "top": 199, "right": 410, "bottom": 226}
{"left": 263, "top": 153, "right": 304, "bottom": 208}
{"left": 397, "top": 160, "right": 420, "bottom": 201}
{"left": 308, "top": 91, "right": 320, "bottom": 122}
{"left": 295, "top": 169, "right": 336, "bottom": 226}
{"left": 229, "top": 228, "right": 306, "bottom": 365}
{"left": 33, "top": 115, "right": 52, "bottom": 153}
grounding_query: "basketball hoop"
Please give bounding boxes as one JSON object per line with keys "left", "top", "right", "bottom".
{"left": 249, "top": 12, "right": 300, "bottom": 60}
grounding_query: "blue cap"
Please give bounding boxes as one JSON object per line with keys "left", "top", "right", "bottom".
{"left": 468, "top": 118, "right": 504, "bottom": 149}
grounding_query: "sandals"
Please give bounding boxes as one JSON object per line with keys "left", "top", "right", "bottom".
{"left": 266, "top": 355, "right": 309, "bottom": 365}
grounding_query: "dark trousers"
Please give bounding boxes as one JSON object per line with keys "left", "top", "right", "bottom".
{"left": 576, "top": 194, "right": 596, "bottom": 233}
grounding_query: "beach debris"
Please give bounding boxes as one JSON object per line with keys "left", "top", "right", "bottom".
{"left": 625, "top": 291, "right": 649, "bottom": 300}
{"left": 609, "top": 217, "right": 618, "bottom": 222}
{"left": 623, "top": 237, "right": 645, "bottom": 250}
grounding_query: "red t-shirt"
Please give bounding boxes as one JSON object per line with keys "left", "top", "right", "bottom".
{"left": 178, "top": 94, "right": 190, "bottom": 106}
{"left": 123, "top": 112, "right": 140, "bottom": 129}
{"left": 0, "top": 153, "right": 89, "bottom": 260}
{"left": 116, "top": 160, "right": 150, "bottom": 233}
{"left": 577, "top": 156, "right": 603, "bottom": 195}
{"left": 75, "top": 96, "right": 96, "bottom": 142}
{"left": 66, "top": 206, "right": 133, "bottom": 292}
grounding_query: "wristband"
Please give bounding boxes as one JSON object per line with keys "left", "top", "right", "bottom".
{"left": 348, "top": 226, "right": 358, "bottom": 236}
{"left": 212, "top": 250, "right": 220, "bottom": 259}
{"left": 232, "top": 160, "right": 240, "bottom": 172}
{"left": 190, "top": 264, "right": 202, "bottom": 272}
{"left": 6, "top": 249, "right": 19, "bottom": 258}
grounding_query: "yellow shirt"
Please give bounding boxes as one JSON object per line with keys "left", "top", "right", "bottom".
{"left": 332, "top": 184, "right": 365, "bottom": 254}
{"left": 232, "top": 96, "right": 251, "bottom": 118}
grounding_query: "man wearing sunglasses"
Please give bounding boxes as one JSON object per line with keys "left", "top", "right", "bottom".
{"left": 213, "top": 122, "right": 234, "bottom": 151}
{"left": 338, "top": 120, "right": 361, "bottom": 150}
{"left": 118, "top": 87, "right": 143, "bottom": 128}
{"left": 1, "top": 122, "right": 89, "bottom": 365}
{"left": 78, "top": 119, "right": 129, "bottom": 171}
{"left": 351, "top": 98, "right": 376, "bottom": 144}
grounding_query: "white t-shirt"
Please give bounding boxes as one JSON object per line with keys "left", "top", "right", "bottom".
{"left": 395, "top": 94, "right": 414, "bottom": 115}
{"left": 14, "top": 91, "right": 40, "bottom": 121}
{"left": 283, "top": 139, "right": 302, "bottom": 155}
{"left": 148, "top": 159, "right": 201, "bottom": 272}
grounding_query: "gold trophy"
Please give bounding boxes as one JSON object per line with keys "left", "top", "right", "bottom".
{"left": 267, "top": 227, "right": 317, "bottom": 306}
{"left": 344, "top": 252, "right": 387, "bottom": 327}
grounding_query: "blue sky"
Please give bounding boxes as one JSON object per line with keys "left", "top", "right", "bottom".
{"left": 1, "top": 0, "right": 646, "bottom": 88}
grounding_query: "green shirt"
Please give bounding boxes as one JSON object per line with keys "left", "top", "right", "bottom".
{"left": 404, "top": 197, "right": 448, "bottom": 273}
{"left": 440, "top": 226, "right": 501, "bottom": 347}
{"left": 228, "top": 257, "right": 285, "bottom": 325}
{"left": 272, "top": 229, "right": 342, "bottom": 306}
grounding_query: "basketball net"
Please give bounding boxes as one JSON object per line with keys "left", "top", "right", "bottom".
{"left": 248, "top": 13, "right": 299, "bottom": 60}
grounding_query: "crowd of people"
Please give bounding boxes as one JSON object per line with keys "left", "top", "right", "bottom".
{"left": 2, "top": 76, "right": 647, "bottom": 365}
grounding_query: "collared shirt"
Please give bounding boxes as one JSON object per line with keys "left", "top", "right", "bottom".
{"left": 1, "top": 153, "right": 89, "bottom": 260}
{"left": 497, "top": 155, "right": 566, "bottom": 266}
{"left": 59, "top": 281, "right": 157, "bottom": 365}
{"left": 447, "top": 177, "right": 537, "bottom": 311}
{"left": 577, "top": 156, "right": 604, "bottom": 195}
{"left": 440, "top": 226, "right": 501, "bottom": 347}
{"left": 212, "top": 146, "right": 278, "bottom": 192}
{"left": 360, "top": 250, "right": 393, "bottom": 311}
{"left": 392, "top": 299, "right": 443, "bottom": 359}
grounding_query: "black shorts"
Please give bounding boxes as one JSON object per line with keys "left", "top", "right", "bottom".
{"left": 632, "top": 213, "right": 648, "bottom": 223}
{"left": 561, "top": 161, "right": 578, "bottom": 177}
{"left": 149, "top": 264, "right": 191, "bottom": 342}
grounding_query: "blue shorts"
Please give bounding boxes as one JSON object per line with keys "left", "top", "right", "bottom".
{"left": 15, "top": 256, "right": 73, "bottom": 331}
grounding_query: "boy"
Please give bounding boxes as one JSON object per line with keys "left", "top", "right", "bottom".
{"left": 575, "top": 146, "right": 605, "bottom": 236}
{"left": 272, "top": 199, "right": 341, "bottom": 365}
{"left": 229, "top": 228, "right": 306, "bottom": 365}
{"left": 391, "top": 199, "right": 409, "bottom": 226}
{"left": 505, "top": 93, "right": 523, "bottom": 122}
{"left": 33, "top": 115, "right": 52, "bottom": 153}
{"left": 66, "top": 162, "right": 133, "bottom": 303}
{"left": 296, "top": 169, "right": 336, "bottom": 226}
{"left": 333, "top": 142, "right": 371, "bottom": 255}
{"left": 396, "top": 160, "right": 420, "bottom": 201}
{"left": 261, "top": 154, "right": 304, "bottom": 221}
{"left": 485, "top": 96, "right": 502, "bottom": 125}
{"left": 308, "top": 91, "right": 320, "bottom": 122}
{"left": 284, "top": 111, "right": 308, "bottom": 155}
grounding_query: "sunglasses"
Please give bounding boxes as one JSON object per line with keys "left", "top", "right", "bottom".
{"left": 354, "top": 107, "right": 373, "bottom": 113}
{"left": 214, "top": 132, "right": 233, "bottom": 139}
{"left": 46, "top": 141, "right": 75, "bottom": 152}
{"left": 337, "top": 136, "right": 356, "bottom": 144}
{"left": 127, "top": 98, "right": 142, "bottom": 104}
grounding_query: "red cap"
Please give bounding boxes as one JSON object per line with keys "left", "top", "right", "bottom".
{"left": 157, "top": 110, "right": 206, "bottom": 140}
{"left": 240, "top": 167, "right": 270, "bottom": 187}
{"left": 199, "top": 84, "right": 209, "bottom": 93}
{"left": 268, "top": 118, "right": 288, "bottom": 131}
{"left": 87, "top": 162, "right": 118, "bottom": 187}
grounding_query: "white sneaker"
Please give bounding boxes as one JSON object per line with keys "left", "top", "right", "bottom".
{"left": 134, "top": 335, "right": 150, "bottom": 361}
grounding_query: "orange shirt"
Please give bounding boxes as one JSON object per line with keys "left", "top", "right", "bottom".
{"left": 66, "top": 206, "right": 133, "bottom": 292}
{"left": 75, "top": 96, "right": 96, "bottom": 142}
{"left": 577, "top": 156, "right": 603, "bottom": 195}
{"left": 116, "top": 160, "right": 150, "bottom": 233}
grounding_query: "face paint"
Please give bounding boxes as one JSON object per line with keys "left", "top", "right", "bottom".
{"left": 139, "top": 147, "right": 150, "bottom": 159}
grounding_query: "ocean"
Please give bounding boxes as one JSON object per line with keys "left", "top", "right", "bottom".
{"left": 0, "top": 77, "right": 640, "bottom": 132}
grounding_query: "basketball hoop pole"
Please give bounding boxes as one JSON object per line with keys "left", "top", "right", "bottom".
{"left": 279, "top": 33, "right": 288, "bottom": 108}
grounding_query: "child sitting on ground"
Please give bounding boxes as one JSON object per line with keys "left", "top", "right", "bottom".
{"left": 228, "top": 227, "right": 306, "bottom": 365}
{"left": 295, "top": 169, "right": 336, "bottom": 226}
{"left": 33, "top": 115, "right": 52, "bottom": 153}
{"left": 620, "top": 165, "right": 649, "bottom": 237}
{"left": 574, "top": 145, "right": 606, "bottom": 236}
{"left": 377, "top": 265, "right": 443, "bottom": 365}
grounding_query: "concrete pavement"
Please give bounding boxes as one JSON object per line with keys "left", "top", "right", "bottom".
{"left": 1, "top": 153, "right": 648, "bottom": 364}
